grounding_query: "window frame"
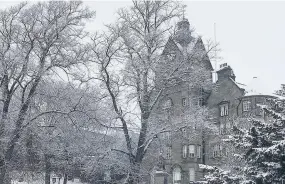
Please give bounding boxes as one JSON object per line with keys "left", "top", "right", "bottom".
{"left": 220, "top": 105, "right": 225, "bottom": 116}
{"left": 219, "top": 145, "right": 223, "bottom": 157}
{"left": 181, "top": 128, "right": 187, "bottom": 137}
{"left": 189, "top": 168, "right": 195, "bottom": 182}
{"left": 220, "top": 103, "right": 229, "bottom": 117}
{"left": 213, "top": 145, "right": 219, "bottom": 158}
{"left": 198, "top": 97, "right": 203, "bottom": 107}
{"left": 243, "top": 100, "right": 251, "bottom": 112}
{"left": 166, "top": 146, "right": 172, "bottom": 159}
{"left": 182, "top": 145, "right": 187, "bottom": 158}
{"left": 182, "top": 98, "right": 187, "bottom": 107}
{"left": 197, "top": 145, "right": 201, "bottom": 158}
{"left": 173, "top": 167, "right": 181, "bottom": 184}
{"left": 164, "top": 131, "right": 171, "bottom": 141}
{"left": 188, "top": 145, "right": 195, "bottom": 158}
{"left": 220, "top": 123, "right": 225, "bottom": 135}
{"left": 163, "top": 98, "right": 172, "bottom": 109}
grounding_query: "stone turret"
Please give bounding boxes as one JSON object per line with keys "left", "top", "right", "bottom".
{"left": 173, "top": 18, "right": 193, "bottom": 47}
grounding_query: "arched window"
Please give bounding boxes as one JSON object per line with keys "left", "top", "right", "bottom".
{"left": 173, "top": 167, "right": 181, "bottom": 184}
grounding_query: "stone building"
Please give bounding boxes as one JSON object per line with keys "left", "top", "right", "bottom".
{"left": 152, "top": 18, "right": 281, "bottom": 184}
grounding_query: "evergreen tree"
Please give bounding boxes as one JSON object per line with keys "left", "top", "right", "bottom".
{"left": 230, "top": 98, "right": 285, "bottom": 183}
{"left": 199, "top": 164, "right": 241, "bottom": 184}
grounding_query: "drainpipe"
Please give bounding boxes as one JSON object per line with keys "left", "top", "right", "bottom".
{"left": 236, "top": 97, "right": 242, "bottom": 117}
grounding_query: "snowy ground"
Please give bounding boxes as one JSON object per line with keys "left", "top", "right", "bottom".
{"left": 11, "top": 171, "right": 87, "bottom": 184}
{"left": 12, "top": 179, "right": 87, "bottom": 184}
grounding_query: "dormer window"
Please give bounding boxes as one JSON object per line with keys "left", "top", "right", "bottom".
{"left": 220, "top": 103, "right": 229, "bottom": 117}
{"left": 243, "top": 101, "right": 251, "bottom": 112}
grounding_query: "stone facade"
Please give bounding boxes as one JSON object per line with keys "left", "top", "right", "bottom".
{"left": 152, "top": 18, "right": 278, "bottom": 184}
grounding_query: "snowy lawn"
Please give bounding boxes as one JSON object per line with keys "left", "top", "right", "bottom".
{"left": 12, "top": 178, "right": 87, "bottom": 184}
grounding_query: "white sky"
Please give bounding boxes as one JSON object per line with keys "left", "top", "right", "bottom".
{"left": 1, "top": 1, "right": 284, "bottom": 94}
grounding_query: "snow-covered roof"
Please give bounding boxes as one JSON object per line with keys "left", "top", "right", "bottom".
{"left": 217, "top": 65, "right": 231, "bottom": 72}
{"left": 243, "top": 77, "right": 277, "bottom": 97}
{"left": 231, "top": 77, "right": 285, "bottom": 99}
{"left": 172, "top": 37, "right": 198, "bottom": 56}
{"left": 230, "top": 78, "right": 247, "bottom": 91}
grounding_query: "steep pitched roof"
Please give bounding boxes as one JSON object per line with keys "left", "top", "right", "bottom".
{"left": 161, "top": 37, "right": 181, "bottom": 55}
{"left": 229, "top": 78, "right": 246, "bottom": 92}
{"left": 162, "top": 36, "right": 213, "bottom": 71}
{"left": 217, "top": 65, "right": 232, "bottom": 73}
{"left": 194, "top": 37, "right": 214, "bottom": 71}
{"left": 172, "top": 37, "right": 197, "bottom": 56}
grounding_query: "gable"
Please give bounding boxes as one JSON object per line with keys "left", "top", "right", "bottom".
{"left": 192, "top": 37, "right": 214, "bottom": 71}
{"left": 207, "top": 77, "right": 244, "bottom": 108}
{"left": 162, "top": 38, "right": 181, "bottom": 55}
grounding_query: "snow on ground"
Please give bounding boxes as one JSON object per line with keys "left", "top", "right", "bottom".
{"left": 12, "top": 179, "right": 87, "bottom": 184}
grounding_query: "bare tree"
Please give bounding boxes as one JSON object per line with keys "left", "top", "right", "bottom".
{"left": 89, "top": 1, "right": 217, "bottom": 183}
{"left": 0, "top": 2, "right": 94, "bottom": 183}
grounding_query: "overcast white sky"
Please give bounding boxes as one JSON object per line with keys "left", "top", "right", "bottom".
{"left": 1, "top": 1, "right": 284, "bottom": 94}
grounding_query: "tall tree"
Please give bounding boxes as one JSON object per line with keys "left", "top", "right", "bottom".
{"left": 0, "top": 2, "right": 94, "bottom": 183}
{"left": 88, "top": 1, "right": 216, "bottom": 183}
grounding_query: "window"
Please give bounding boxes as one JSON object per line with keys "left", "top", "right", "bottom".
{"left": 213, "top": 145, "right": 219, "bottom": 158}
{"left": 197, "top": 145, "right": 201, "bottom": 158}
{"left": 189, "top": 168, "right": 195, "bottom": 182}
{"left": 173, "top": 167, "right": 181, "bottom": 184}
{"left": 189, "top": 98, "right": 193, "bottom": 107}
{"left": 181, "top": 128, "right": 187, "bottom": 137}
{"left": 220, "top": 123, "right": 224, "bottom": 135}
{"left": 220, "top": 106, "right": 224, "bottom": 116}
{"left": 220, "top": 103, "right": 229, "bottom": 116}
{"left": 224, "top": 104, "right": 228, "bottom": 115}
{"left": 198, "top": 86, "right": 203, "bottom": 96}
{"left": 166, "top": 146, "right": 172, "bottom": 159}
{"left": 182, "top": 98, "right": 186, "bottom": 107}
{"left": 183, "top": 145, "right": 187, "bottom": 158}
{"left": 103, "top": 170, "right": 111, "bottom": 181}
{"left": 190, "top": 97, "right": 204, "bottom": 107}
{"left": 189, "top": 145, "right": 195, "bottom": 158}
{"left": 213, "top": 144, "right": 223, "bottom": 158}
{"left": 225, "top": 147, "right": 228, "bottom": 157}
{"left": 198, "top": 97, "right": 203, "bottom": 107}
{"left": 183, "top": 114, "right": 191, "bottom": 122}
{"left": 163, "top": 131, "right": 171, "bottom": 141}
{"left": 243, "top": 101, "right": 251, "bottom": 112}
{"left": 163, "top": 98, "right": 172, "bottom": 109}
{"left": 225, "top": 122, "right": 230, "bottom": 130}
{"left": 166, "top": 53, "right": 176, "bottom": 61}
{"left": 219, "top": 145, "right": 223, "bottom": 156}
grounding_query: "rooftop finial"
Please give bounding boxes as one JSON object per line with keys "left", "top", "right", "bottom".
{"left": 182, "top": 5, "right": 187, "bottom": 20}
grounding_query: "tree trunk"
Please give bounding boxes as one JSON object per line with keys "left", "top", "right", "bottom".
{"left": 127, "top": 162, "right": 141, "bottom": 184}
{"left": 0, "top": 163, "right": 11, "bottom": 184}
{"left": 45, "top": 154, "right": 51, "bottom": 184}
{"left": 63, "top": 173, "right": 68, "bottom": 184}
{"left": 202, "top": 135, "right": 206, "bottom": 164}
{"left": 0, "top": 163, "right": 7, "bottom": 184}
